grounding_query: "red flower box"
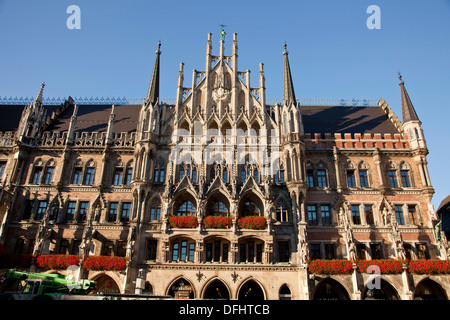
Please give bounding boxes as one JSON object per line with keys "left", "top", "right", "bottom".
{"left": 356, "top": 259, "right": 403, "bottom": 274}
{"left": 408, "top": 260, "right": 450, "bottom": 275}
{"left": 168, "top": 215, "right": 198, "bottom": 228}
{"left": 237, "top": 216, "right": 267, "bottom": 230}
{"left": 308, "top": 259, "right": 354, "bottom": 275}
{"left": 203, "top": 216, "right": 232, "bottom": 229}
{"left": 83, "top": 256, "right": 128, "bottom": 271}
{"left": 36, "top": 254, "right": 79, "bottom": 270}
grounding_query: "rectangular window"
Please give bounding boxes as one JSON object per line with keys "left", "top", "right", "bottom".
{"left": 370, "top": 243, "right": 382, "bottom": 260}
{"left": 401, "top": 170, "right": 411, "bottom": 188}
{"left": 306, "top": 170, "right": 315, "bottom": 187}
{"left": 307, "top": 205, "right": 318, "bottom": 225}
{"left": 121, "top": 202, "right": 131, "bottom": 222}
{"left": 320, "top": 205, "right": 332, "bottom": 225}
{"left": 113, "top": 168, "right": 123, "bottom": 185}
{"left": 359, "top": 170, "right": 369, "bottom": 188}
{"left": 404, "top": 243, "right": 413, "bottom": 260}
{"left": 58, "top": 240, "right": 70, "bottom": 255}
{"left": 78, "top": 201, "right": 89, "bottom": 222}
{"left": 72, "top": 168, "right": 82, "bottom": 185}
{"left": 116, "top": 241, "right": 127, "bottom": 257}
{"left": 206, "top": 243, "right": 213, "bottom": 262}
{"left": 351, "top": 205, "right": 361, "bottom": 225}
{"left": 364, "top": 205, "right": 374, "bottom": 225}
{"left": 189, "top": 243, "right": 195, "bottom": 262}
{"left": 32, "top": 167, "right": 42, "bottom": 184}
{"left": 389, "top": 170, "right": 398, "bottom": 188}
{"left": 72, "top": 240, "right": 81, "bottom": 256}
{"left": 146, "top": 239, "right": 157, "bottom": 260}
{"left": 408, "top": 205, "right": 417, "bottom": 225}
{"left": 347, "top": 170, "right": 356, "bottom": 188}
{"left": 108, "top": 202, "right": 119, "bottom": 222}
{"left": 44, "top": 167, "right": 54, "bottom": 185}
{"left": 222, "top": 243, "right": 229, "bottom": 262}
{"left": 23, "top": 200, "right": 35, "bottom": 220}
{"left": 278, "top": 241, "right": 290, "bottom": 262}
{"left": 356, "top": 244, "right": 367, "bottom": 260}
{"left": 248, "top": 241, "right": 255, "bottom": 262}
{"left": 102, "top": 241, "right": 114, "bottom": 256}
{"left": 172, "top": 243, "right": 179, "bottom": 261}
{"left": 84, "top": 168, "right": 95, "bottom": 185}
{"left": 214, "top": 241, "right": 221, "bottom": 262}
{"left": 310, "top": 243, "right": 321, "bottom": 260}
{"left": 395, "top": 205, "right": 405, "bottom": 225}
{"left": 324, "top": 243, "right": 335, "bottom": 260}
{"left": 317, "top": 169, "right": 327, "bottom": 188}
{"left": 416, "top": 243, "right": 429, "bottom": 260}
{"left": 125, "top": 168, "right": 133, "bottom": 186}
{"left": 0, "top": 161, "right": 6, "bottom": 178}
{"left": 180, "top": 240, "right": 187, "bottom": 261}
{"left": 192, "top": 168, "right": 198, "bottom": 183}
{"left": 66, "top": 201, "right": 77, "bottom": 222}
{"left": 239, "top": 243, "right": 246, "bottom": 262}
{"left": 35, "top": 201, "right": 48, "bottom": 220}
{"left": 256, "top": 243, "right": 263, "bottom": 263}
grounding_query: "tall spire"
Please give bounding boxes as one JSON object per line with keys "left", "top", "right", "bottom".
{"left": 35, "top": 82, "right": 45, "bottom": 104}
{"left": 283, "top": 42, "right": 296, "bottom": 106}
{"left": 145, "top": 41, "right": 161, "bottom": 106}
{"left": 398, "top": 73, "right": 419, "bottom": 123}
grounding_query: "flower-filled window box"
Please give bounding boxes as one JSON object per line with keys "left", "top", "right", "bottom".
{"left": 168, "top": 215, "right": 198, "bottom": 228}
{"left": 203, "top": 216, "right": 232, "bottom": 229}
{"left": 36, "top": 254, "right": 79, "bottom": 270}
{"left": 83, "top": 256, "right": 128, "bottom": 271}
{"left": 308, "top": 259, "right": 354, "bottom": 275}
{"left": 356, "top": 259, "right": 404, "bottom": 274}
{"left": 408, "top": 260, "right": 450, "bottom": 275}
{"left": 237, "top": 216, "right": 267, "bottom": 230}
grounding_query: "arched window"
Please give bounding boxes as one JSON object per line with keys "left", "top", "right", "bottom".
{"left": 84, "top": 160, "right": 96, "bottom": 185}
{"left": 276, "top": 201, "right": 289, "bottom": 222}
{"left": 208, "top": 202, "right": 229, "bottom": 216}
{"left": 176, "top": 201, "right": 196, "bottom": 216}
{"left": 400, "top": 163, "right": 411, "bottom": 188}
{"left": 241, "top": 201, "right": 261, "bottom": 217}
{"left": 31, "top": 159, "right": 44, "bottom": 185}
{"left": 150, "top": 199, "right": 161, "bottom": 220}
{"left": 154, "top": 163, "right": 165, "bottom": 183}
{"left": 279, "top": 285, "right": 291, "bottom": 300}
{"left": 240, "top": 167, "right": 246, "bottom": 183}
{"left": 223, "top": 167, "right": 228, "bottom": 183}
{"left": 179, "top": 164, "right": 185, "bottom": 181}
{"left": 192, "top": 166, "right": 198, "bottom": 183}
{"left": 253, "top": 167, "right": 259, "bottom": 184}
{"left": 275, "top": 164, "right": 285, "bottom": 183}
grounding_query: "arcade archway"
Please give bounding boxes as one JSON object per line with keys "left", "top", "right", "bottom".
{"left": 238, "top": 279, "right": 265, "bottom": 300}
{"left": 91, "top": 274, "right": 120, "bottom": 294}
{"left": 203, "top": 279, "right": 230, "bottom": 299}
{"left": 414, "top": 278, "right": 448, "bottom": 300}
{"left": 313, "top": 278, "right": 350, "bottom": 300}
{"left": 362, "top": 279, "right": 399, "bottom": 300}
{"left": 168, "top": 277, "right": 195, "bottom": 299}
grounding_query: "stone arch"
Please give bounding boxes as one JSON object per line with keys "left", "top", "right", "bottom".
{"left": 279, "top": 283, "right": 292, "bottom": 300}
{"left": 167, "top": 276, "right": 196, "bottom": 299}
{"left": 90, "top": 273, "right": 121, "bottom": 294}
{"left": 362, "top": 278, "right": 400, "bottom": 300}
{"left": 205, "top": 191, "right": 230, "bottom": 217}
{"left": 238, "top": 192, "right": 264, "bottom": 217}
{"left": 237, "top": 277, "right": 266, "bottom": 300}
{"left": 414, "top": 278, "right": 448, "bottom": 300}
{"left": 172, "top": 190, "right": 198, "bottom": 216}
{"left": 202, "top": 277, "right": 231, "bottom": 299}
{"left": 312, "top": 277, "right": 351, "bottom": 300}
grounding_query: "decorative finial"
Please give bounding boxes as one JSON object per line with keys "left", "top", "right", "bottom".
{"left": 398, "top": 71, "right": 404, "bottom": 84}
{"left": 35, "top": 82, "right": 45, "bottom": 103}
{"left": 156, "top": 40, "right": 161, "bottom": 54}
{"left": 283, "top": 41, "right": 288, "bottom": 54}
{"left": 219, "top": 23, "right": 227, "bottom": 42}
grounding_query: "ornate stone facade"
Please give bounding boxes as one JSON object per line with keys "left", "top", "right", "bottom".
{"left": 0, "top": 31, "right": 448, "bottom": 300}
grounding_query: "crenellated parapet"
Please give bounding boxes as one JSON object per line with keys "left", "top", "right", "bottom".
{"left": 38, "top": 131, "right": 136, "bottom": 148}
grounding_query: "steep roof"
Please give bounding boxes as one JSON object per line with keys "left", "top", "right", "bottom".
{"left": 399, "top": 74, "right": 419, "bottom": 123}
{"left": 283, "top": 43, "right": 296, "bottom": 106}
{"left": 300, "top": 105, "right": 400, "bottom": 135}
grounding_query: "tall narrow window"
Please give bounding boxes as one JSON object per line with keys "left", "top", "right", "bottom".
{"left": 370, "top": 243, "right": 382, "bottom": 259}
{"left": 121, "top": 202, "right": 131, "bottom": 222}
{"left": 408, "top": 205, "right": 418, "bottom": 225}
{"left": 78, "top": 201, "right": 89, "bottom": 222}
{"left": 146, "top": 239, "right": 157, "bottom": 260}
{"left": 66, "top": 201, "right": 77, "bottom": 222}
{"left": 347, "top": 170, "right": 356, "bottom": 188}
{"left": 310, "top": 244, "right": 321, "bottom": 260}
{"left": 125, "top": 168, "right": 133, "bottom": 186}
{"left": 320, "top": 205, "right": 332, "bottom": 225}
{"left": 253, "top": 167, "right": 259, "bottom": 184}
{"left": 113, "top": 168, "right": 123, "bottom": 185}
{"left": 279, "top": 165, "right": 285, "bottom": 183}
{"left": 240, "top": 167, "right": 246, "bottom": 183}
{"left": 276, "top": 201, "right": 289, "bottom": 222}
{"left": 317, "top": 169, "right": 327, "bottom": 188}
{"left": 44, "top": 167, "right": 54, "bottom": 185}
{"left": 108, "top": 202, "right": 119, "bottom": 222}
{"left": 324, "top": 244, "right": 335, "bottom": 260}
{"left": 307, "top": 205, "right": 318, "bottom": 225}
{"left": 395, "top": 205, "right": 405, "bottom": 225}
{"left": 179, "top": 166, "right": 185, "bottom": 181}
{"left": 306, "top": 170, "right": 315, "bottom": 187}
{"left": 84, "top": 167, "right": 95, "bottom": 185}
{"left": 359, "top": 170, "right": 369, "bottom": 188}
{"left": 72, "top": 168, "right": 83, "bottom": 185}
{"left": 364, "top": 205, "right": 374, "bottom": 225}
{"left": 401, "top": 170, "right": 411, "bottom": 188}
{"left": 388, "top": 170, "right": 398, "bottom": 188}
{"left": 278, "top": 241, "right": 290, "bottom": 262}
{"left": 351, "top": 205, "right": 361, "bottom": 225}
{"left": 150, "top": 199, "right": 161, "bottom": 220}
{"left": 32, "top": 167, "right": 42, "bottom": 184}
{"left": 192, "top": 167, "right": 198, "bottom": 183}
{"left": 35, "top": 201, "right": 48, "bottom": 220}
{"left": 222, "top": 167, "right": 228, "bottom": 183}
{"left": 0, "top": 161, "right": 6, "bottom": 179}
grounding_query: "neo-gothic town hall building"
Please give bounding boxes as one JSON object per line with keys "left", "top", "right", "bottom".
{"left": 0, "top": 31, "right": 449, "bottom": 300}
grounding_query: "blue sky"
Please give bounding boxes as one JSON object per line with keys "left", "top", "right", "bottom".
{"left": 0, "top": 0, "right": 449, "bottom": 208}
